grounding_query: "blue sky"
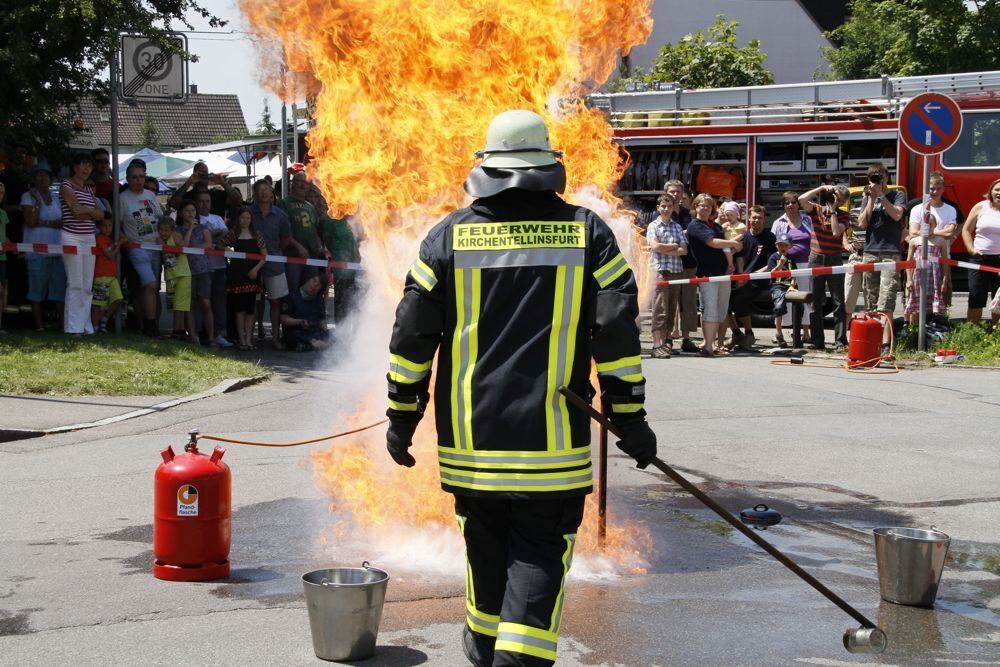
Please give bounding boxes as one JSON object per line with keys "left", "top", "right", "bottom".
{"left": 183, "top": 2, "right": 278, "bottom": 130}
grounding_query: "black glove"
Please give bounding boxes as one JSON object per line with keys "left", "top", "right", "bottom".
{"left": 386, "top": 422, "right": 417, "bottom": 467}
{"left": 615, "top": 420, "right": 656, "bottom": 469}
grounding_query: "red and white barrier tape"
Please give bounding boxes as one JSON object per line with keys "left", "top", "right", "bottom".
{"left": 938, "top": 257, "right": 1000, "bottom": 275}
{"left": 1, "top": 241, "right": 364, "bottom": 272}
{"left": 657, "top": 260, "right": 915, "bottom": 286}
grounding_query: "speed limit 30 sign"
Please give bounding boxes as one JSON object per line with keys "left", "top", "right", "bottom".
{"left": 120, "top": 33, "right": 189, "bottom": 102}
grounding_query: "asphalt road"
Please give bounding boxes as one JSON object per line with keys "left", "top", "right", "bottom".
{"left": 2, "top": 346, "right": 999, "bottom": 665}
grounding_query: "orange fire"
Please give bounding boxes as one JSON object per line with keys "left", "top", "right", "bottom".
{"left": 240, "top": 0, "right": 654, "bottom": 572}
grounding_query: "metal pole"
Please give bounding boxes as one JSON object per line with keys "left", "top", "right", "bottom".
{"left": 110, "top": 36, "right": 123, "bottom": 334}
{"left": 918, "top": 155, "right": 930, "bottom": 352}
{"left": 560, "top": 387, "right": 880, "bottom": 632}
{"left": 280, "top": 103, "right": 289, "bottom": 199}
{"left": 291, "top": 102, "right": 300, "bottom": 163}
{"left": 598, "top": 397, "right": 608, "bottom": 547}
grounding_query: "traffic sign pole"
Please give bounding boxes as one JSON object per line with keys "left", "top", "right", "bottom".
{"left": 918, "top": 156, "right": 929, "bottom": 352}
{"left": 110, "top": 35, "right": 122, "bottom": 334}
{"left": 899, "top": 92, "right": 963, "bottom": 354}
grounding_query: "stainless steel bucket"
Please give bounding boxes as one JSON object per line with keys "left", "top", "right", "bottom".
{"left": 873, "top": 527, "right": 950, "bottom": 607}
{"left": 302, "top": 562, "right": 389, "bottom": 661}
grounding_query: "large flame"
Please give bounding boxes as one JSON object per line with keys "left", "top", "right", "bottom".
{"left": 241, "top": 0, "right": 654, "bottom": 574}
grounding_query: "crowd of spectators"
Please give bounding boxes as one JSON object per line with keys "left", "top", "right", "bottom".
{"left": 640, "top": 165, "right": 1000, "bottom": 359}
{"left": 0, "top": 147, "right": 360, "bottom": 352}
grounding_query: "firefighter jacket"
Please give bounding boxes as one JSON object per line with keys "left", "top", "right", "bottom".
{"left": 387, "top": 189, "right": 646, "bottom": 499}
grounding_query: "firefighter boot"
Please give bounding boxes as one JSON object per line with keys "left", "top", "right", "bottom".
{"left": 462, "top": 624, "right": 495, "bottom": 667}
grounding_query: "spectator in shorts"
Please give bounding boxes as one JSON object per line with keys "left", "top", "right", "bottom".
{"left": 761, "top": 234, "right": 797, "bottom": 346}
{"left": 686, "top": 193, "right": 743, "bottom": 356}
{"left": 730, "top": 205, "right": 776, "bottom": 350}
{"left": 118, "top": 162, "right": 164, "bottom": 337}
{"left": 175, "top": 200, "right": 216, "bottom": 348}
{"left": 799, "top": 184, "right": 849, "bottom": 351}
{"left": 195, "top": 190, "right": 233, "bottom": 348}
{"left": 961, "top": 177, "right": 1000, "bottom": 324}
{"left": 857, "top": 163, "right": 906, "bottom": 357}
{"left": 280, "top": 274, "right": 331, "bottom": 351}
{"left": 227, "top": 206, "right": 266, "bottom": 350}
{"left": 310, "top": 185, "right": 361, "bottom": 324}
{"left": 91, "top": 217, "right": 126, "bottom": 333}
{"left": 771, "top": 191, "right": 814, "bottom": 343}
{"left": 665, "top": 179, "right": 699, "bottom": 352}
{"left": 250, "top": 179, "right": 293, "bottom": 349}
{"left": 157, "top": 216, "right": 197, "bottom": 344}
{"left": 19, "top": 163, "right": 65, "bottom": 331}
{"left": 277, "top": 171, "right": 321, "bottom": 290}
{"left": 647, "top": 193, "right": 687, "bottom": 358}
{"left": 905, "top": 172, "right": 956, "bottom": 325}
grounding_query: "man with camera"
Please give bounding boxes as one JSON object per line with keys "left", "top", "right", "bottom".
{"left": 856, "top": 163, "right": 906, "bottom": 358}
{"left": 168, "top": 161, "right": 243, "bottom": 218}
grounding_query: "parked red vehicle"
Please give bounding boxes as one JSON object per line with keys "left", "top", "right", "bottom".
{"left": 592, "top": 70, "right": 1000, "bottom": 266}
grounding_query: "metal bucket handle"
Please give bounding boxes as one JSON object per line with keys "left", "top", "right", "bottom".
{"left": 320, "top": 562, "right": 378, "bottom": 586}
{"left": 884, "top": 525, "right": 944, "bottom": 540}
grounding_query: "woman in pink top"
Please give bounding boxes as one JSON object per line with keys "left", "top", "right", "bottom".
{"left": 962, "top": 177, "right": 1000, "bottom": 324}
{"left": 59, "top": 153, "right": 105, "bottom": 334}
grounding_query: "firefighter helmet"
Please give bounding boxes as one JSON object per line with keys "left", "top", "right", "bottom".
{"left": 476, "top": 110, "right": 563, "bottom": 168}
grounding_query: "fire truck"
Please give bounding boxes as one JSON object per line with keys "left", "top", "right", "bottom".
{"left": 590, "top": 70, "right": 1000, "bottom": 250}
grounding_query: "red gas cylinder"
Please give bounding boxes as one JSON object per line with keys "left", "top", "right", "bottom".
{"left": 848, "top": 315, "right": 884, "bottom": 368}
{"left": 153, "top": 431, "right": 231, "bottom": 581}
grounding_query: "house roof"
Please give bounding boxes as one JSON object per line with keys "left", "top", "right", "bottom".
{"left": 74, "top": 93, "right": 249, "bottom": 150}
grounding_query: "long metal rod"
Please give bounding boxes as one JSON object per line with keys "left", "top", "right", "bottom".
{"left": 559, "top": 387, "right": 879, "bottom": 630}
{"left": 598, "top": 397, "right": 608, "bottom": 546}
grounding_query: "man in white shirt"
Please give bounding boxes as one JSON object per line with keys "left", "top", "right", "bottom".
{"left": 904, "top": 171, "right": 957, "bottom": 324}
{"left": 118, "top": 163, "right": 163, "bottom": 336}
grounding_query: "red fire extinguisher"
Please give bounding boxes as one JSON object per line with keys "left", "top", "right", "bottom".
{"left": 153, "top": 430, "right": 231, "bottom": 581}
{"left": 848, "top": 315, "right": 883, "bottom": 369}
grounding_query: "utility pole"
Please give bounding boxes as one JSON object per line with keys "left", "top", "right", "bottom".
{"left": 110, "top": 35, "right": 123, "bottom": 333}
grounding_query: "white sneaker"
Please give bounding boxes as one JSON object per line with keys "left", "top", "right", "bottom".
{"left": 215, "top": 335, "right": 234, "bottom": 348}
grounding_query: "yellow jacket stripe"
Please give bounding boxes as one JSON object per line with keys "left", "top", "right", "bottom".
{"left": 388, "top": 353, "right": 432, "bottom": 384}
{"left": 387, "top": 398, "right": 418, "bottom": 412}
{"left": 545, "top": 265, "right": 583, "bottom": 452}
{"left": 439, "top": 465, "right": 593, "bottom": 493}
{"left": 438, "top": 446, "right": 591, "bottom": 470}
{"left": 451, "top": 268, "right": 481, "bottom": 450}
{"left": 408, "top": 257, "right": 438, "bottom": 292}
{"left": 495, "top": 622, "right": 559, "bottom": 661}
{"left": 595, "top": 355, "right": 644, "bottom": 383}
{"left": 611, "top": 402, "right": 644, "bottom": 414}
{"left": 593, "top": 252, "right": 630, "bottom": 288}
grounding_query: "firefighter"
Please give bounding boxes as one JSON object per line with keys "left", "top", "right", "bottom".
{"left": 385, "top": 109, "right": 656, "bottom": 666}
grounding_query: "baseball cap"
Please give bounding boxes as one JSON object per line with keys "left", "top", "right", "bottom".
{"left": 776, "top": 233, "right": 791, "bottom": 245}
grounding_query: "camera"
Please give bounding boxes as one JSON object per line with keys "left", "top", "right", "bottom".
{"left": 868, "top": 172, "right": 883, "bottom": 185}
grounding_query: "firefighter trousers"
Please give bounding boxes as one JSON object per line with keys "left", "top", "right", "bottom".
{"left": 455, "top": 493, "right": 586, "bottom": 667}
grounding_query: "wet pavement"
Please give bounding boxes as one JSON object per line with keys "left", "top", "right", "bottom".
{"left": 1, "top": 350, "right": 999, "bottom": 665}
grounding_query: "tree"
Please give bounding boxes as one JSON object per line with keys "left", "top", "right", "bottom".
{"left": 253, "top": 99, "right": 279, "bottom": 135}
{"left": 610, "top": 15, "right": 774, "bottom": 92}
{"left": 138, "top": 110, "right": 162, "bottom": 150}
{"left": 0, "top": 2, "right": 223, "bottom": 159}
{"left": 823, "top": 0, "right": 1000, "bottom": 80}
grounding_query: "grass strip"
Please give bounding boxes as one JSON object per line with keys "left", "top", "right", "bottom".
{"left": 0, "top": 332, "right": 267, "bottom": 396}
{"left": 896, "top": 321, "right": 1000, "bottom": 366}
